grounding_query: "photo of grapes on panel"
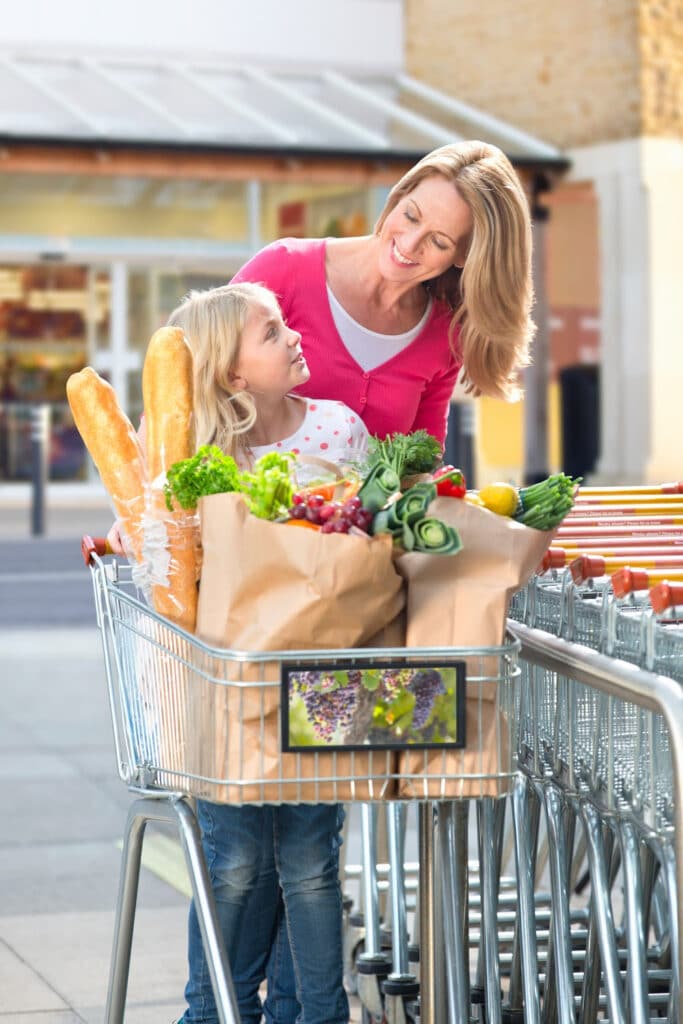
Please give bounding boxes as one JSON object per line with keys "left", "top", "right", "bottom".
{"left": 281, "top": 660, "right": 466, "bottom": 751}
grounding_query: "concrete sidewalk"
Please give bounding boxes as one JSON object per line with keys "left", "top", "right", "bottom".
{"left": 0, "top": 627, "right": 190, "bottom": 1023}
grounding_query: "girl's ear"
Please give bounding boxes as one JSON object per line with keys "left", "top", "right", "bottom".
{"left": 228, "top": 370, "right": 248, "bottom": 391}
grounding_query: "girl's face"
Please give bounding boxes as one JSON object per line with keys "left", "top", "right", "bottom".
{"left": 377, "top": 174, "right": 473, "bottom": 285}
{"left": 231, "top": 295, "right": 310, "bottom": 397}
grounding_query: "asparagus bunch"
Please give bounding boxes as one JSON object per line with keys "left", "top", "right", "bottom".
{"left": 514, "top": 473, "right": 580, "bottom": 531}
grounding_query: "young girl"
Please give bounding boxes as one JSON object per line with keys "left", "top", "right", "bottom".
{"left": 172, "top": 280, "right": 368, "bottom": 472}
{"left": 166, "top": 281, "right": 367, "bottom": 1024}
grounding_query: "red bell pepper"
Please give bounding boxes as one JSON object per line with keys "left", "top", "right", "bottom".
{"left": 433, "top": 465, "right": 466, "bottom": 498}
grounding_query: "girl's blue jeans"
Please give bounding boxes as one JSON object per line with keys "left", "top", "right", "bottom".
{"left": 183, "top": 800, "right": 349, "bottom": 1024}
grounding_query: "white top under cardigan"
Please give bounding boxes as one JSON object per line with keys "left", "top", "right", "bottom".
{"left": 326, "top": 285, "right": 433, "bottom": 372}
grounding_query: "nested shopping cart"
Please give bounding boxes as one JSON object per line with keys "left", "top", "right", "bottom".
{"left": 84, "top": 542, "right": 523, "bottom": 1024}
{"left": 507, "top": 487, "right": 683, "bottom": 1024}
{"left": 508, "top": 620, "right": 683, "bottom": 1024}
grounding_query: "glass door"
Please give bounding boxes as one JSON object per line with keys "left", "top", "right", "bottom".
{"left": 0, "top": 262, "right": 108, "bottom": 481}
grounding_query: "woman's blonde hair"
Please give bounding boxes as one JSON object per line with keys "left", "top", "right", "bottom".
{"left": 375, "top": 140, "right": 535, "bottom": 400}
{"left": 167, "top": 281, "right": 275, "bottom": 455}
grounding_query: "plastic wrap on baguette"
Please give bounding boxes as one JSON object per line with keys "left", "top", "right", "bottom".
{"left": 142, "top": 325, "right": 200, "bottom": 633}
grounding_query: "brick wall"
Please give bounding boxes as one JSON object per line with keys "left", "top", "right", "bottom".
{"left": 640, "top": 0, "right": 683, "bottom": 136}
{"left": 405, "top": 0, "right": 644, "bottom": 148}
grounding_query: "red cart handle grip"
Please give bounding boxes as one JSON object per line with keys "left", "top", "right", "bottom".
{"left": 539, "top": 547, "right": 568, "bottom": 572}
{"left": 81, "top": 535, "right": 111, "bottom": 567}
{"left": 650, "top": 581, "right": 683, "bottom": 613}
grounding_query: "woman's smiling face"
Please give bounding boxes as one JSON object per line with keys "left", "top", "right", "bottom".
{"left": 377, "top": 174, "right": 473, "bottom": 285}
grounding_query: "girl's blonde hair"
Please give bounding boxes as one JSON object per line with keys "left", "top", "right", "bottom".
{"left": 375, "top": 140, "right": 535, "bottom": 400}
{"left": 167, "top": 281, "right": 275, "bottom": 454}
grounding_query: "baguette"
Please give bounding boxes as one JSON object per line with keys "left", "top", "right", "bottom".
{"left": 66, "top": 367, "right": 146, "bottom": 563}
{"left": 142, "top": 326, "right": 199, "bottom": 632}
{"left": 143, "top": 326, "right": 195, "bottom": 480}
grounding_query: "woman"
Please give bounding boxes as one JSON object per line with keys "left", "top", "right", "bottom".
{"left": 111, "top": 139, "right": 535, "bottom": 1024}
{"left": 232, "top": 138, "right": 534, "bottom": 445}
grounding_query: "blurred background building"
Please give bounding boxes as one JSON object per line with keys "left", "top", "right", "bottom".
{"left": 407, "top": 0, "right": 682, "bottom": 484}
{"left": 0, "top": 0, "right": 680, "bottom": 494}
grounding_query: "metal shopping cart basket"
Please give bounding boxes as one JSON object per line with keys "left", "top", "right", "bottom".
{"left": 84, "top": 543, "right": 522, "bottom": 1024}
{"left": 508, "top": 619, "right": 683, "bottom": 1024}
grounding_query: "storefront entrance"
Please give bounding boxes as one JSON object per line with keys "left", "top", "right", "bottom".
{"left": 0, "top": 261, "right": 231, "bottom": 482}
{"left": 0, "top": 167, "right": 388, "bottom": 484}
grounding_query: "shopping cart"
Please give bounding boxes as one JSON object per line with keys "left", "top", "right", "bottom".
{"left": 509, "top": 573, "right": 682, "bottom": 1005}
{"left": 472, "top": 484, "right": 683, "bottom": 1022}
{"left": 507, "top": 621, "right": 683, "bottom": 1024}
{"left": 83, "top": 540, "right": 522, "bottom": 1024}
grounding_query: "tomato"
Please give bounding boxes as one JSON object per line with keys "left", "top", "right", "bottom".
{"left": 433, "top": 465, "right": 467, "bottom": 498}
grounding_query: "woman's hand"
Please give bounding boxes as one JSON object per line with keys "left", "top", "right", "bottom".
{"left": 106, "top": 519, "right": 127, "bottom": 556}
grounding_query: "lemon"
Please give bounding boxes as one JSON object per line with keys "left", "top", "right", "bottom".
{"left": 477, "top": 482, "right": 519, "bottom": 517}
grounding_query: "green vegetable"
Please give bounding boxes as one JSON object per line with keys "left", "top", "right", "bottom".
{"left": 163, "top": 444, "right": 241, "bottom": 511}
{"left": 371, "top": 482, "right": 437, "bottom": 541}
{"left": 371, "top": 482, "right": 435, "bottom": 530}
{"left": 412, "top": 517, "right": 462, "bottom": 555}
{"left": 357, "top": 463, "right": 401, "bottom": 513}
{"left": 240, "top": 452, "right": 295, "bottom": 520}
{"left": 395, "top": 482, "right": 437, "bottom": 524}
{"left": 366, "top": 429, "right": 442, "bottom": 480}
{"left": 370, "top": 503, "right": 400, "bottom": 537}
{"left": 163, "top": 447, "right": 295, "bottom": 521}
{"left": 514, "top": 473, "right": 581, "bottom": 531}
{"left": 371, "top": 481, "right": 461, "bottom": 556}
{"left": 358, "top": 431, "right": 441, "bottom": 514}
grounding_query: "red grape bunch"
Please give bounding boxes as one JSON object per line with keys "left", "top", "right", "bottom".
{"left": 407, "top": 670, "right": 447, "bottom": 729}
{"left": 379, "top": 671, "right": 402, "bottom": 701}
{"left": 288, "top": 493, "right": 374, "bottom": 534}
{"left": 291, "top": 670, "right": 361, "bottom": 740}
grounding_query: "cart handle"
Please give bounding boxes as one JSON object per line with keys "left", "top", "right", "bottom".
{"left": 540, "top": 547, "right": 568, "bottom": 571}
{"left": 611, "top": 567, "right": 683, "bottom": 598}
{"left": 570, "top": 553, "right": 683, "bottom": 584}
{"left": 81, "top": 534, "right": 112, "bottom": 567}
{"left": 650, "top": 581, "right": 683, "bottom": 613}
{"left": 579, "top": 481, "right": 683, "bottom": 495}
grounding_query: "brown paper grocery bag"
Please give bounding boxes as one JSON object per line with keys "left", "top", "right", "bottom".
{"left": 364, "top": 608, "right": 407, "bottom": 650}
{"left": 397, "top": 498, "right": 554, "bottom": 798}
{"left": 398, "top": 498, "right": 554, "bottom": 649}
{"left": 188, "top": 492, "right": 405, "bottom": 803}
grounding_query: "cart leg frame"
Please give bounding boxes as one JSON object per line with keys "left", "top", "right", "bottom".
{"left": 105, "top": 792, "right": 240, "bottom": 1024}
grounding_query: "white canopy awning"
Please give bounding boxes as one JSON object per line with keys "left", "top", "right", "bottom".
{"left": 0, "top": 51, "right": 565, "bottom": 165}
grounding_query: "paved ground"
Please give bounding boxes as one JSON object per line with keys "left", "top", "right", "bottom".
{"left": 0, "top": 502, "right": 114, "bottom": 628}
{"left": 0, "top": 626, "right": 191, "bottom": 1023}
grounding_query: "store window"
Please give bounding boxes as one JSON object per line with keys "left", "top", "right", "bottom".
{"left": 125, "top": 269, "right": 230, "bottom": 424}
{"left": 262, "top": 182, "right": 373, "bottom": 241}
{"left": 0, "top": 174, "right": 382, "bottom": 483}
{"left": 0, "top": 173, "right": 250, "bottom": 243}
{"left": 0, "top": 263, "right": 108, "bottom": 481}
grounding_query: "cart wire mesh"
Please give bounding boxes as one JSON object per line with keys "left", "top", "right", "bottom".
{"left": 91, "top": 555, "right": 521, "bottom": 804}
